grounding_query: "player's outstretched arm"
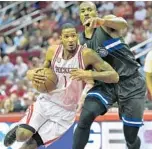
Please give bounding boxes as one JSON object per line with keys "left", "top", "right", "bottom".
{"left": 84, "top": 15, "right": 128, "bottom": 31}
{"left": 70, "top": 48, "right": 119, "bottom": 83}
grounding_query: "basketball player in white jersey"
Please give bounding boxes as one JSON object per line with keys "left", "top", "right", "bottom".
{"left": 4, "top": 23, "right": 119, "bottom": 149}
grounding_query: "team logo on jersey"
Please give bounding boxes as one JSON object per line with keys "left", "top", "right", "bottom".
{"left": 96, "top": 46, "right": 108, "bottom": 57}
{"left": 57, "top": 57, "right": 61, "bottom": 63}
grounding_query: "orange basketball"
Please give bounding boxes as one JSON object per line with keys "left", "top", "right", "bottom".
{"left": 32, "top": 68, "right": 58, "bottom": 93}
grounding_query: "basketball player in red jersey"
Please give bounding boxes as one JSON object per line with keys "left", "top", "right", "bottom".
{"left": 4, "top": 23, "right": 119, "bottom": 149}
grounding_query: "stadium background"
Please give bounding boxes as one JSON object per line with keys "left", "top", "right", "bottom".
{"left": 0, "top": 1, "right": 152, "bottom": 149}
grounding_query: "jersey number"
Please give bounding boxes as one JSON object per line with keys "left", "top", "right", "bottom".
{"left": 64, "top": 76, "right": 67, "bottom": 87}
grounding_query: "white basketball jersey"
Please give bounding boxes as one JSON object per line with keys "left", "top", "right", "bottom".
{"left": 42, "top": 45, "right": 85, "bottom": 110}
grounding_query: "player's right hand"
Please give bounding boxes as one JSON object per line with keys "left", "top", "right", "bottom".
{"left": 26, "top": 68, "right": 46, "bottom": 85}
{"left": 83, "top": 17, "right": 105, "bottom": 28}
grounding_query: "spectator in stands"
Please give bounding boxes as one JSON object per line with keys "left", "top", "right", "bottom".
{"left": 22, "top": 92, "right": 36, "bottom": 111}
{"left": 9, "top": 79, "right": 27, "bottom": 97}
{"left": 0, "top": 56, "right": 15, "bottom": 78}
{"left": 0, "top": 36, "right": 7, "bottom": 56}
{"left": 13, "top": 30, "right": 29, "bottom": 50}
{"left": 14, "top": 56, "right": 28, "bottom": 79}
{"left": 142, "top": 19, "right": 152, "bottom": 39}
{"left": 4, "top": 37, "right": 17, "bottom": 54}
{"left": 98, "top": 1, "right": 114, "bottom": 13}
{"left": 58, "top": 10, "right": 73, "bottom": 28}
{"left": 28, "top": 30, "right": 43, "bottom": 49}
{"left": 28, "top": 56, "right": 41, "bottom": 69}
{"left": 0, "top": 95, "right": 5, "bottom": 113}
{"left": 9, "top": 93, "right": 24, "bottom": 112}
{"left": 0, "top": 13, "right": 13, "bottom": 25}
{"left": 71, "top": 13, "right": 81, "bottom": 27}
{"left": 48, "top": 32, "right": 61, "bottom": 46}
{"left": 3, "top": 98, "right": 13, "bottom": 113}
{"left": 134, "top": 5, "right": 147, "bottom": 22}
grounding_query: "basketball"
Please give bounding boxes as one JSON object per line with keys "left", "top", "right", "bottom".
{"left": 32, "top": 68, "right": 58, "bottom": 93}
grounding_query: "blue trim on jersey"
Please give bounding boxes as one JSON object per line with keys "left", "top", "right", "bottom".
{"left": 103, "top": 38, "right": 124, "bottom": 52}
{"left": 86, "top": 92, "right": 109, "bottom": 109}
{"left": 122, "top": 115, "right": 144, "bottom": 127}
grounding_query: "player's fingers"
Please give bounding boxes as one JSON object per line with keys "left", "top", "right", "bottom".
{"left": 33, "top": 78, "right": 45, "bottom": 83}
{"left": 70, "top": 72, "right": 78, "bottom": 77}
{"left": 83, "top": 20, "right": 89, "bottom": 26}
{"left": 83, "top": 18, "right": 92, "bottom": 26}
{"left": 34, "top": 74, "right": 46, "bottom": 79}
{"left": 34, "top": 73, "right": 45, "bottom": 77}
{"left": 70, "top": 69, "right": 78, "bottom": 73}
{"left": 70, "top": 75, "right": 80, "bottom": 80}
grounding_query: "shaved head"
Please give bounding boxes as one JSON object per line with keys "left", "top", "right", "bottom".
{"left": 80, "top": 2, "right": 97, "bottom": 11}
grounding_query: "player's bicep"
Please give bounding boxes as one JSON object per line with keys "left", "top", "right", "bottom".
{"left": 44, "top": 46, "right": 56, "bottom": 68}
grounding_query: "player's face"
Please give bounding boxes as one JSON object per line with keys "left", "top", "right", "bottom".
{"left": 79, "top": 2, "right": 97, "bottom": 24}
{"left": 61, "top": 28, "right": 78, "bottom": 52}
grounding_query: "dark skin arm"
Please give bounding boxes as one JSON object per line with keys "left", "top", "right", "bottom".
{"left": 84, "top": 15, "right": 128, "bottom": 39}
{"left": 70, "top": 48, "right": 119, "bottom": 83}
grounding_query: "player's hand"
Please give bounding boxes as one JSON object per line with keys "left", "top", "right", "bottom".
{"left": 27, "top": 68, "right": 46, "bottom": 85}
{"left": 83, "top": 17, "right": 105, "bottom": 28}
{"left": 70, "top": 69, "right": 92, "bottom": 81}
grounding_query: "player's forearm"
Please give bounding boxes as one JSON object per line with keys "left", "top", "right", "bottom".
{"left": 146, "top": 73, "right": 152, "bottom": 95}
{"left": 103, "top": 17, "right": 128, "bottom": 30}
{"left": 91, "top": 70, "right": 119, "bottom": 83}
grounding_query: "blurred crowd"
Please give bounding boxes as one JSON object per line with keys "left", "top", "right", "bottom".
{"left": 0, "top": 1, "right": 152, "bottom": 114}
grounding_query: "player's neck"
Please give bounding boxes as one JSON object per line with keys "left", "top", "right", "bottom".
{"left": 63, "top": 49, "right": 76, "bottom": 60}
{"left": 85, "top": 27, "right": 94, "bottom": 39}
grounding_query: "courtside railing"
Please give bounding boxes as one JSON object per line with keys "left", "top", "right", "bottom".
{"left": 130, "top": 37, "right": 152, "bottom": 59}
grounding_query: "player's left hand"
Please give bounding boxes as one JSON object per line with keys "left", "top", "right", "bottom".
{"left": 83, "top": 17, "right": 105, "bottom": 28}
{"left": 70, "top": 69, "right": 92, "bottom": 81}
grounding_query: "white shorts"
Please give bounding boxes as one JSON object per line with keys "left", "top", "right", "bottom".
{"left": 19, "top": 94, "right": 76, "bottom": 147}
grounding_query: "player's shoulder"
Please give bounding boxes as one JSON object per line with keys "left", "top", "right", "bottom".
{"left": 47, "top": 45, "right": 59, "bottom": 51}
{"left": 47, "top": 45, "right": 60, "bottom": 54}
{"left": 46, "top": 45, "right": 60, "bottom": 60}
